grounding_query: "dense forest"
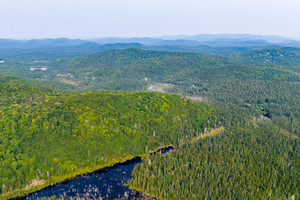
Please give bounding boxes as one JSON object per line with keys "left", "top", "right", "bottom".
{"left": 1, "top": 48, "right": 299, "bottom": 91}
{"left": 0, "top": 75, "right": 215, "bottom": 199}
{"left": 0, "top": 44, "right": 299, "bottom": 199}
{"left": 43, "top": 48, "right": 299, "bottom": 136}
{"left": 130, "top": 123, "right": 299, "bottom": 200}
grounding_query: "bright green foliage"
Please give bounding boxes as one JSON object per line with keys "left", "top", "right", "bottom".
{"left": 130, "top": 123, "right": 300, "bottom": 200}
{"left": 0, "top": 75, "right": 214, "bottom": 196}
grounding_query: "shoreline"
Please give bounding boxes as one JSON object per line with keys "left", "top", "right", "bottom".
{"left": 8, "top": 145, "right": 175, "bottom": 200}
{"left": 132, "top": 189, "right": 159, "bottom": 200}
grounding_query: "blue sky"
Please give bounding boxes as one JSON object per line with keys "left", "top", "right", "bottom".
{"left": 1, "top": 0, "right": 300, "bottom": 39}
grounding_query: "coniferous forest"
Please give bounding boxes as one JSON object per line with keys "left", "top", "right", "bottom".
{"left": 130, "top": 124, "right": 299, "bottom": 200}
{"left": 0, "top": 39, "right": 299, "bottom": 199}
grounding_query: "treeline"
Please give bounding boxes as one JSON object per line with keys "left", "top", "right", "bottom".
{"left": 130, "top": 123, "right": 300, "bottom": 200}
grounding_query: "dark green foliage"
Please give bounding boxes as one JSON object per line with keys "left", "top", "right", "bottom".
{"left": 236, "top": 67, "right": 300, "bottom": 82}
{"left": 130, "top": 124, "right": 300, "bottom": 200}
{"left": 49, "top": 48, "right": 238, "bottom": 91}
{"left": 1, "top": 48, "right": 299, "bottom": 91}
{"left": 232, "top": 48, "right": 300, "bottom": 67}
{"left": 195, "top": 79, "right": 300, "bottom": 135}
{"left": 1, "top": 48, "right": 245, "bottom": 91}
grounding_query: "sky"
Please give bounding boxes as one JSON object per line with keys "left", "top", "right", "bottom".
{"left": 1, "top": 0, "right": 300, "bottom": 40}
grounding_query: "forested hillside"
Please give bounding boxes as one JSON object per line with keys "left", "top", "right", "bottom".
{"left": 130, "top": 123, "right": 299, "bottom": 200}
{"left": 0, "top": 48, "right": 245, "bottom": 91}
{"left": 1, "top": 48, "right": 299, "bottom": 91}
{"left": 232, "top": 48, "right": 300, "bottom": 67}
{"left": 51, "top": 48, "right": 240, "bottom": 91}
{"left": 0, "top": 75, "right": 215, "bottom": 199}
{"left": 42, "top": 48, "right": 299, "bottom": 135}
{"left": 0, "top": 45, "right": 299, "bottom": 199}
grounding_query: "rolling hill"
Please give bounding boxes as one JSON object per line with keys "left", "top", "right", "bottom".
{"left": 0, "top": 75, "right": 215, "bottom": 199}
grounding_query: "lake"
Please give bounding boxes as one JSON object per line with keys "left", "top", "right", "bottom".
{"left": 22, "top": 146, "right": 175, "bottom": 200}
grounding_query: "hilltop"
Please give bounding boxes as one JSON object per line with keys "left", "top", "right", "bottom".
{"left": 0, "top": 75, "right": 215, "bottom": 199}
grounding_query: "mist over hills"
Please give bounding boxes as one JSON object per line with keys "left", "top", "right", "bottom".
{"left": 160, "top": 33, "right": 292, "bottom": 43}
{"left": 0, "top": 38, "right": 86, "bottom": 49}
{"left": 1, "top": 34, "right": 300, "bottom": 50}
{"left": 90, "top": 34, "right": 300, "bottom": 47}
{"left": 1, "top": 34, "right": 300, "bottom": 66}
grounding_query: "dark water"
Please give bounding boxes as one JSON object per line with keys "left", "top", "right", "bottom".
{"left": 25, "top": 161, "right": 140, "bottom": 200}
{"left": 23, "top": 147, "right": 174, "bottom": 200}
{"left": 260, "top": 114, "right": 270, "bottom": 119}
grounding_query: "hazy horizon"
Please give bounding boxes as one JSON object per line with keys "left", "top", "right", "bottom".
{"left": 1, "top": 0, "right": 300, "bottom": 40}
{"left": 0, "top": 33, "right": 298, "bottom": 41}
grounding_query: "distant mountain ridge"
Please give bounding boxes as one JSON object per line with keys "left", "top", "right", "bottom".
{"left": 159, "top": 33, "right": 294, "bottom": 43}
{"left": 90, "top": 34, "right": 300, "bottom": 47}
{"left": 1, "top": 34, "right": 300, "bottom": 49}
